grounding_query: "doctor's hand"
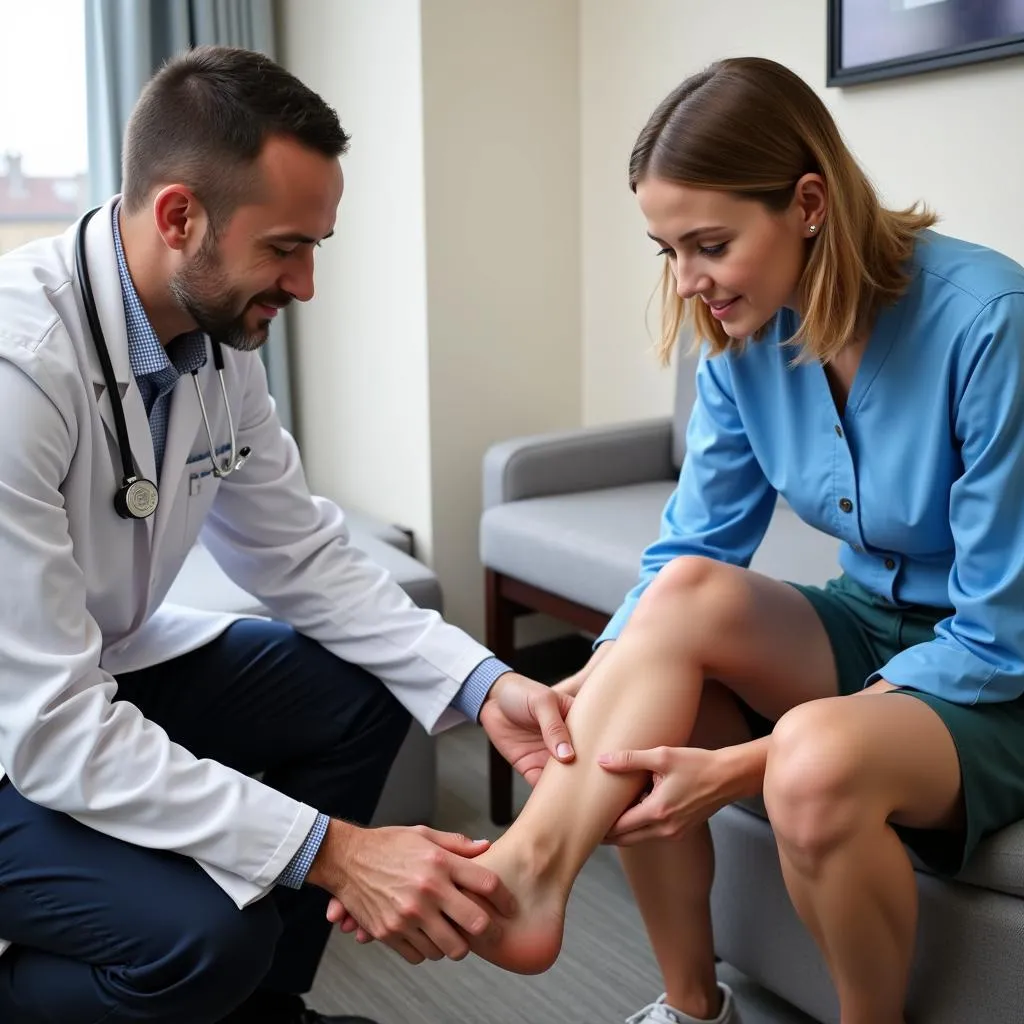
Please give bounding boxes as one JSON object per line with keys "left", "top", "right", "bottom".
{"left": 308, "top": 820, "right": 514, "bottom": 964}
{"left": 479, "top": 672, "right": 575, "bottom": 786}
{"left": 552, "top": 639, "right": 614, "bottom": 701}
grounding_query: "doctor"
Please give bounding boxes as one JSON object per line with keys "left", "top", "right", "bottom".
{"left": 0, "top": 45, "right": 574, "bottom": 1024}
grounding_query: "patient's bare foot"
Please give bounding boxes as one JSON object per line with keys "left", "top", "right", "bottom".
{"left": 466, "top": 836, "right": 568, "bottom": 975}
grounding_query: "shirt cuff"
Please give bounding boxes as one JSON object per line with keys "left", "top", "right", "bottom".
{"left": 276, "top": 812, "right": 330, "bottom": 889}
{"left": 449, "top": 657, "right": 514, "bottom": 721}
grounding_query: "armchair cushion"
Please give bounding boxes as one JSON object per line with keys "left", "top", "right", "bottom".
{"left": 481, "top": 481, "right": 675, "bottom": 615}
{"left": 481, "top": 486, "right": 840, "bottom": 619}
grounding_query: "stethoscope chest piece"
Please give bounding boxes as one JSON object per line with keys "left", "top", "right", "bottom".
{"left": 114, "top": 476, "right": 159, "bottom": 520}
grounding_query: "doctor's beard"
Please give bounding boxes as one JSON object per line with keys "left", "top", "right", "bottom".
{"left": 169, "top": 232, "right": 290, "bottom": 353}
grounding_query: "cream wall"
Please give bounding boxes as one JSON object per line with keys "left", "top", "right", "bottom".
{"left": 420, "top": 0, "right": 581, "bottom": 631}
{"left": 279, "top": 0, "right": 581, "bottom": 637}
{"left": 580, "top": 0, "right": 1024, "bottom": 425}
{"left": 280, "top": 0, "right": 1024, "bottom": 637}
{"left": 278, "top": 0, "right": 435, "bottom": 551}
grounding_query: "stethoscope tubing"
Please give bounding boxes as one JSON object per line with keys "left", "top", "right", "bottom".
{"left": 74, "top": 207, "right": 251, "bottom": 518}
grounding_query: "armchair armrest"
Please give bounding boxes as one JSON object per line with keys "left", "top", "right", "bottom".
{"left": 483, "top": 417, "right": 674, "bottom": 508}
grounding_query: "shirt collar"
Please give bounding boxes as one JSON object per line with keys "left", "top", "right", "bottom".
{"left": 111, "top": 201, "right": 208, "bottom": 380}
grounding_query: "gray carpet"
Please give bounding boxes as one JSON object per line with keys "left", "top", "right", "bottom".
{"left": 306, "top": 721, "right": 817, "bottom": 1024}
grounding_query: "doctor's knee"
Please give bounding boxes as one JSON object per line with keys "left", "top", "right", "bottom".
{"left": 126, "top": 892, "right": 281, "bottom": 1022}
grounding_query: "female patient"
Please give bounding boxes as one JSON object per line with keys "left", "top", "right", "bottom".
{"left": 346, "top": 57, "right": 1024, "bottom": 1024}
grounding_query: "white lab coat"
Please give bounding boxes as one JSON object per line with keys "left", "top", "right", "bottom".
{"left": 0, "top": 198, "right": 492, "bottom": 955}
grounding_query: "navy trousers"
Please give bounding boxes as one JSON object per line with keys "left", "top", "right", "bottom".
{"left": 0, "top": 619, "right": 411, "bottom": 1023}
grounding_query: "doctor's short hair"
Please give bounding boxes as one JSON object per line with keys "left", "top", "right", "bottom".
{"left": 121, "top": 45, "right": 350, "bottom": 227}
{"left": 629, "top": 57, "right": 936, "bottom": 366}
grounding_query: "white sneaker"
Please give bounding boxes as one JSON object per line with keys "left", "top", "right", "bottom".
{"left": 625, "top": 984, "right": 738, "bottom": 1024}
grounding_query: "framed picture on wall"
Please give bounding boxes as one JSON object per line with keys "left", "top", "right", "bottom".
{"left": 828, "top": 0, "right": 1024, "bottom": 85}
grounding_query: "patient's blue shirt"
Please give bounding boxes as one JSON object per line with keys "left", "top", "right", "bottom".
{"left": 601, "top": 230, "right": 1024, "bottom": 705}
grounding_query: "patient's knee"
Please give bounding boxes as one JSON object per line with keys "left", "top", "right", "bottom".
{"left": 763, "top": 700, "right": 868, "bottom": 867}
{"left": 633, "top": 556, "right": 754, "bottom": 638}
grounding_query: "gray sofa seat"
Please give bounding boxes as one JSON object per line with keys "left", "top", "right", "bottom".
{"left": 164, "top": 509, "right": 439, "bottom": 827}
{"left": 165, "top": 512, "right": 440, "bottom": 615}
{"left": 711, "top": 802, "right": 1024, "bottom": 1024}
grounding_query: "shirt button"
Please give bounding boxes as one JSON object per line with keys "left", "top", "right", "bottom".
{"left": 884, "top": 557, "right": 896, "bottom": 570}
{"left": 838, "top": 497, "right": 854, "bottom": 513}
{"left": 834, "top": 424, "right": 843, "bottom": 438}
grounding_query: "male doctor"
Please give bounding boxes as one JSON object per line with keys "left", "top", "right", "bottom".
{"left": 0, "top": 46, "right": 574, "bottom": 1024}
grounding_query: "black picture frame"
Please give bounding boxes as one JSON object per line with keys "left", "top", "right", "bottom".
{"left": 827, "top": 0, "right": 1024, "bottom": 86}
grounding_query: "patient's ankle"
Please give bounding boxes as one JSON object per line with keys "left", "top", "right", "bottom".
{"left": 665, "top": 982, "right": 723, "bottom": 1022}
{"left": 491, "top": 810, "right": 583, "bottom": 893}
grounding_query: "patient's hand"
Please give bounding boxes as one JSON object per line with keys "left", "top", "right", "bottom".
{"left": 598, "top": 745, "right": 728, "bottom": 845}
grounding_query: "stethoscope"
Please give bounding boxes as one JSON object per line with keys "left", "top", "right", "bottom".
{"left": 75, "top": 207, "right": 252, "bottom": 520}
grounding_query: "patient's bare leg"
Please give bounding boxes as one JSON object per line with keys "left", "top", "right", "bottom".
{"left": 467, "top": 556, "right": 838, "bottom": 975}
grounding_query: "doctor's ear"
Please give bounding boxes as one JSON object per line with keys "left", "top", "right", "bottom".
{"left": 152, "top": 186, "right": 210, "bottom": 253}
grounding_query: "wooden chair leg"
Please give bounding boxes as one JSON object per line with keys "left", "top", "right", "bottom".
{"left": 485, "top": 569, "right": 518, "bottom": 826}
{"left": 488, "top": 740, "right": 514, "bottom": 826}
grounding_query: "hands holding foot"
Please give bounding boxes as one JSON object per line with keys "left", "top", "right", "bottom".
{"left": 316, "top": 670, "right": 577, "bottom": 969}
{"left": 326, "top": 824, "right": 569, "bottom": 975}
{"left": 318, "top": 665, "right": 744, "bottom": 976}
{"left": 308, "top": 821, "right": 515, "bottom": 965}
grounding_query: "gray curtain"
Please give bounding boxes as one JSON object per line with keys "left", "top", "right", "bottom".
{"left": 84, "top": 0, "right": 295, "bottom": 436}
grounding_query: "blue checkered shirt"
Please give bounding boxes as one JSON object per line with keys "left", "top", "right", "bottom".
{"left": 112, "top": 203, "right": 512, "bottom": 888}
{"left": 111, "top": 204, "right": 207, "bottom": 477}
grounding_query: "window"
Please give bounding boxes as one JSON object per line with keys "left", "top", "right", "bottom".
{"left": 0, "top": 1, "right": 89, "bottom": 256}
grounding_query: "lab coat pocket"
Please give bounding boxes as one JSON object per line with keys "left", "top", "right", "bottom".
{"left": 182, "top": 447, "right": 228, "bottom": 550}
{"left": 183, "top": 470, "right": 219, "bottom": 547}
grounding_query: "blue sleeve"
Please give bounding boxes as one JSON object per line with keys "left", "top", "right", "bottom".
{"left": 878, "top": 293, "right": 1024, "bottom": 703}
{"left": 599, "top": 350, "right": 777, "bottom": 643}
{"left": 449, "top": 657, "right": 514, "bottom": 721}
{"left": 276, "top": 812, "right": 330, "bottom": 888}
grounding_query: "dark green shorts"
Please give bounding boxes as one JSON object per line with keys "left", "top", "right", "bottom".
{"left": 741, "top": 574, "right": 1024, "bottom": 876}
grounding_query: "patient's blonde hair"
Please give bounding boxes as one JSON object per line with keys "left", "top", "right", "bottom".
{"left": 629, "top": 57, "right": 936, "bottom": 364}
